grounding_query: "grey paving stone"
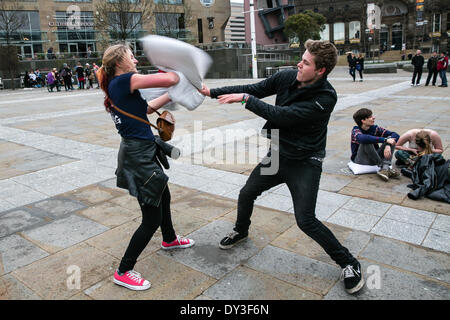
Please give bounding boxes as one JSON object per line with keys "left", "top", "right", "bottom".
{"left": 30, "top": 198, "right": 86, "bottom": 219}
{"left": 22, "top": 214, "right": 109, "bottom": 249}
{"left": 12, "top": 155, "right": 72, "bottom": 172}
{"left": 324, "top": 260, "right": 450, "bottom": 300}
{"left": 0, "top": 200, "right": 15, "bottom": 214}
{"left": 0, "top": 209, "right": 44, "bottom": 238}
{"left": 319, "top": 174, "right": 353, "bottom": 192}
{"left": 371, "top": 218, "right": 429, "bottom": 245}
{"left": 255, "top": 193, "right": 293, "bottom": 212}
{"left": 158, "top": 220, "right": 260, "bottom": 279}
{"left": 0, "top": 274, "right": 42, "bottom": 299}
{"left": 327, "top": 209, "right": 381, "bottom": 232}
{"left": 168, "top": 171, "right": 211, "bottom": 190}
{"left": 196, "top": 180, "right": 241, "bottom": 197}
{"left": 422, "top": 229, "right": 450, "bottom": 253}
{"left": 317, "top": 190, "right": 352, "bottom": 208}
{"left": 431, "top": 214, "right": 450, "bottom": 232}
{"left": 341, "top": 198, "right": 392, "bottom": 217}
{"left": 203, "top": 266, "right": 321, "bottom": 300}
{"left": 0, "top": 180, "right": 48, "bottom": 207}
{"left": 97, "top": 178, "right": 118, "bottom": 189}
{"left": 245, "top": 245, "right": 341, "bottom": 295}
{"left": 384, "top": 205, "right": 437, "bottom": 227}
{"left": 361, "top": 236, "right": 450, "bottom": 283}
{"left": 0, "top": 235, "right": 49, "bottom": 274}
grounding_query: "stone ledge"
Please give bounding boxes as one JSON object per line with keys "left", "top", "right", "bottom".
{"left": 364, "top": 63, "right": 398, "bottom": 74}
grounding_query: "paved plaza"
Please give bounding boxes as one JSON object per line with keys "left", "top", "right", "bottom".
{"left": 0, "top": 67, "right": 449, "bottom": 300}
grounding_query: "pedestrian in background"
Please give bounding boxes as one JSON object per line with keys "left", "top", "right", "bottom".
{"left": 75, "top": 62, "right": 85, "bottom": 89}
{"left": 356, "top": 53, "right": 364, "bottom": 82}
{"left": 425, "top": 51, "right": 438, "bottom": 86}
{"left": 61, "top": 63, "right": 74, "bottom": 91}
{"left": 437, "top": 51, "right": 448, "bottom": 87}
{"left": 85, "top": 63, "right": 94, "bottom": 89}
{"left": 411, "top": 49, "right": 424, "bottom": 86}
{"left": 348, "top": 52, "right": 356, "bottom": 82}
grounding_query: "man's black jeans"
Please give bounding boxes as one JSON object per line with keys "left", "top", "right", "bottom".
{"left": 412, "top": 67, "right": 423, "bottom": 85}
{"left": 234, "top": 155, "right": 356, "bottom": 268}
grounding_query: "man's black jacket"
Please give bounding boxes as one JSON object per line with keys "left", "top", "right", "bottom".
{"left": 411, "top": 55, "right": 425, "bottom": 69}
{"left": 210, "top": 69, "right": 337, "bottom": 159}
{"left": 427, "top": 56, "right": 438, "bottom": 71}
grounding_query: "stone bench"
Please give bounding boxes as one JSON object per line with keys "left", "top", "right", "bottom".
{"left": 363, "top": 63, "right": 397, "bottom": 74}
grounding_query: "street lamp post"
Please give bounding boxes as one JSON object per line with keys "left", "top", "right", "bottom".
{"left": 249, "top": 0, "right": 257, "bottom": 79}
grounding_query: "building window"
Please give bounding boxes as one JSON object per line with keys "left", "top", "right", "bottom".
{"left": 433, "top": 13, "right": 441, "bottom": 33}
{"left": 333, "top": 22, "right": 345, "bottom": 42}
{"left": 55, "top": 11, "right": 95, "bottom": 55}
{"left": 155, "top": 12, "right": 186, "bottom": 39}
{"left": 320, "top": 24, "right": 329, "bottom": 41}
{"left": 0, "top": 11, "right": 41, "bottom": 42}
{"left": 349, "top": 21, "right": 360, "bottom": 40}
{"left": 154, "top": 0, "right": 183, "bottom": 4}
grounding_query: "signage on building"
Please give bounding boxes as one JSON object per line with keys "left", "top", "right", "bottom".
{"left": 200, "top": 0, "right": 215, "bottom": 8}
{"left": 416, "top": 0, "right": 424, "bottom": 22}
{"left": 48, "top": 21, "right": 94, "bottom": 27}
{"left": 334, "top": 40, "right": 345, "bottom": 45}
{"left": 430, "top": 32, "right": 441, "bottom": 37}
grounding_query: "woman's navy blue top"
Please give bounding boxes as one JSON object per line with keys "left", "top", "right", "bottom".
{"left": 108, "top": 72, "right": 155, "bottom": 141}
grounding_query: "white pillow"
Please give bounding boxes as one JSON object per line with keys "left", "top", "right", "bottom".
{"left": 140, "top": 35, "right": 212, "bottom": 90}
{"left": 139, "top": 87, "right": 176, "bottom": 109}
{"left": 347, "top": 161, "right": 380, "bottom": 175}
{"left": 167, "top": 71, "right": 205, "bottom": 111}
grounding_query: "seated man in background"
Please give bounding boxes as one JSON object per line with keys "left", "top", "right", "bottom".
{"left": 395, "top": 129, "right": 444, "bottom": 167}
{"left": 351, "top": 108, "right": 400, "bottom": 181}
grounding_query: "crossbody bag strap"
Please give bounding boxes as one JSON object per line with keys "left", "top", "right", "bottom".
{"left": 111, "top": 104, "right": 159, "bottom": 131}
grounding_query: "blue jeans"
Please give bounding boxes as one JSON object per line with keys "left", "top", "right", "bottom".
{"left": 349, "top": 67, "right": 356, "bottom": 81}
{"left": 439, "top": 69, "right": 447, "bottom": 86}
{"left": 234, "top": 155, "right": 356, "bottom": 268}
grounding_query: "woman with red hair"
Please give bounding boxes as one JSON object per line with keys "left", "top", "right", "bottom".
{"left": 97, "top": 43, "right": 195, "bottom": 291}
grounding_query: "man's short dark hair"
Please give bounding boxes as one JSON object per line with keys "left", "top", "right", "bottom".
{"left": 304, "top": 39, "right": 338, "bottom": 77}
{"left": 353, "top": 108, "right": 373, "bottom": 127}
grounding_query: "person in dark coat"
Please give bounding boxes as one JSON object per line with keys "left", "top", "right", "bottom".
{"left": 411, "top": 49, "right": 425, "bottom": 86}
{"left": 356, "top": 53, "right": 364, "bottom": 82}
{"left": 200, "top": 39, "right": 365, "bottom": 295}
{"left": 425, "top": 51, "right": 439, "bottom": 86}
{"left": 348, "top": 53, "right": 357, "bottom": 82}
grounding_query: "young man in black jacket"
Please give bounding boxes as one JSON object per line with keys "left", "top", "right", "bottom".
{"left": 200, "top": 39, "right": 364, "bottom": 294}
{"left": 411, "top": 49, "right": 425, "bottom": 86}
{"left": 425, "top": 51, "right": 438, "bottom": 86}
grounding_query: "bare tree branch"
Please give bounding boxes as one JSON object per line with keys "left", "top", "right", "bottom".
{"left": 0, "top": 0, "right": 27, "bottom": 45}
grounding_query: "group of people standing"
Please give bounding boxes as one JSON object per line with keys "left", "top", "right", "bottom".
{"left": 411, "top": 49, "right": 448, "bottom": 87}
{"left": 347, "top": 52, "right": 364, "bottom": 82}
{"left": 45, "top": 62, "right": 100, "bottom": 92}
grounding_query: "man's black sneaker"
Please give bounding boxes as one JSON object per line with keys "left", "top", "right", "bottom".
{"left": 219, "top": 231, "right": 248, "bottom": 249}
{"left": 341, "top": 261, "right": 365, "bottom": 294}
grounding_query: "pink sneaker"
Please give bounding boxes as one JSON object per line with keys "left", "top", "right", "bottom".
{"left": 113, "top": 270, "right": 151, "bottom": 291}
{"left": 161, "top": 235, "right": 195, "bottom": 250}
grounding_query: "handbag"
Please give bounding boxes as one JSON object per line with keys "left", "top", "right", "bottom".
{"left": 356, "top": 64, "right": 362, "bottom": 71}
{"left": 110, "top": 104, "right": 175, "bottom": 141}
